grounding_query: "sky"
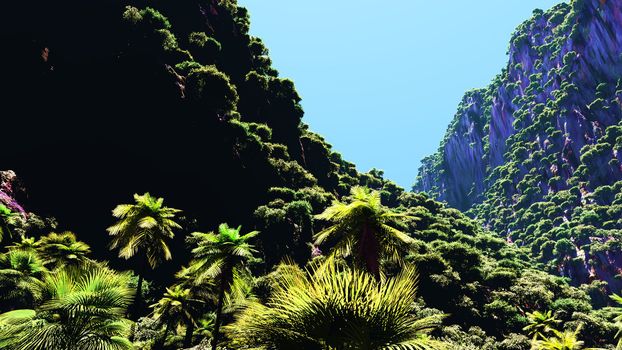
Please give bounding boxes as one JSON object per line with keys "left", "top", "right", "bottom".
{"left": 238, "top": 0, "right": 564, "bottom": 188}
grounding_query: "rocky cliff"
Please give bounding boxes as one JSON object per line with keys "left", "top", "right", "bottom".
{"left": 415, "top": 0, "right": 622, "bottom": 289}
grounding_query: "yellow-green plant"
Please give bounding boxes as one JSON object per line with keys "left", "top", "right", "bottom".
{"left": 151, "top": 285, "right": 204, "bottom": 348}
{"left": 107, "top": 192, "right": 181, "bottom": 317}
{"left": 0, "top": 266, "right": 134, "bottom": 350}
{"left": 315, "top": 186, "right": 414, "bottom": 278}
{"left": 227, "top": 258, "right": 446, "bottom": 350}
{"left": 524, "top": 310, "right": 561, "bottom": 340}
{"left": 185, "top": 223, "right": 258, "bottom": 350}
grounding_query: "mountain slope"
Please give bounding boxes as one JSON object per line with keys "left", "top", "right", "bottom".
{"left": 416, "top": 0, "right": 622, "bottom": 289}
{"left": 1, "top": 0, "right": 621, "bottom": 348}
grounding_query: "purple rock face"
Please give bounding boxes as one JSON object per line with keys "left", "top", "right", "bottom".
{"left": 416, "top": 0, "right": 622, "bottom": 287}
{"left": 0, "top": 170, "right": 26, "bottom": 217}
{"left": 416, "top": 0, "right": 622, "bottom": 209}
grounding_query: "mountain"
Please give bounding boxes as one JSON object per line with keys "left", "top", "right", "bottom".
{"left": 416, "top": 0, "right": 622, "bottom": 289}
{"left": 1, "top": 0, "right": 621, "bottom": 348}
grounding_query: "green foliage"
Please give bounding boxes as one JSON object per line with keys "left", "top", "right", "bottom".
{"left": 0, "top": 250, "right": 46, "bottom": 310}
{"left": 150, "top": 285, "right": 204, "bottom": 348}
{"left": 227, "top": 258, "right": 447, "bottom": 350}
{"left": 314, "top": 186, "right": 414, "bottom": 277}
{"left": 0, "top": 266, "right": 134, "bottom": 350}
{"left": 523, "top": 311, "right": 560, "bottom": 339}
{"left": 185, "top": 223, "right": 258, "bottom": 350}
{"left": 186, "top": 65, "right": 239, "bottom": 115}
{"left": 37, "top": 231, "right": 91, "bottom": 270}
{"left": 3, "top": 0, "right": 621, "bottom": 348}
{"left": 0, "top": 203, "right": 20, "bottom": 243}
{"left": 107, "top": 193, "right": 181, "bottom": 269}
{"left": 188, "top": 32, "right": 222, "bottom": 63}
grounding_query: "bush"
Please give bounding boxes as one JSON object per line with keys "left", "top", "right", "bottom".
{"left": 186, "top": 66, "right": 239, "bottom": 114}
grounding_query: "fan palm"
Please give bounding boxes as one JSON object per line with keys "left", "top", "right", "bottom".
{"left": 7, "top": 237, "right": 39, "bottom": 252}
{"left": 523, "top": 310, "right": 560, "bottom": 340}
{"left": 531, "top": 325, "right": 586, "bottom": 350}
{"left": 107, "top": 192, "right": 181, "bottom": 318}
{"left": 314, "top": 186, "right": 414, "bottom": 278}
{"left": 37, "top": 232, "right": 92, "bottom": 270}
{"left": 0, "top": 250, "right": 46, "bottom": 310}
{"left": 151, "top": 285, "right": 204, "bottom": 348}
{"left": 227, "top": 258, "right": 446, "bottom": 350}
{"left": 186, "top": 223, "right": 258, "bottom": 350}
{"left": 0, "top": 266, "right": 135, "bottom": 350}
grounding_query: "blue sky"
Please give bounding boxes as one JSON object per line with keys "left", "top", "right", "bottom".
{"left": 238, "top": 0, "right": 564, "bottom": 188}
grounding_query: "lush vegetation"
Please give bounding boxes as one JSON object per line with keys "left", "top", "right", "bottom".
{"left": 1, "top": 184, "right": 621, "bottom": 349}
{"left": 1, "top": 0, "right": 622, "bottom": 349}
{"left": 416, "top": 0, "right": 622, "bottom": 331}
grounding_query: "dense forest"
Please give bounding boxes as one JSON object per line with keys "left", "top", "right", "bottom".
{"left": 1, "top": 0, "right": 622, "bottom": 349}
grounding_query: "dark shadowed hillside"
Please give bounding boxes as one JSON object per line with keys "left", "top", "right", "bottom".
{"left": 1, "top": 1, "right": 621, "bottom": 349}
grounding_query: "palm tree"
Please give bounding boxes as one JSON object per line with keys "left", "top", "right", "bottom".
{"left": 0, "top": 203, "right": 20, "bottom": 243}
{"left": 0, "top": 250, "right": 46, "bottom": 310}
{"left": 523, "top": 310, "right": 561, "bottom": 340}
{"left": 37, "top": 232, "right": 92, "bottom": 270}
{"left": 531, "top": 325, "right": 586, "bottom": 350}
{"left": 227, "top": 258, "right": 447, "bottom": 350}
{"left": 107, "top": 192, "right": 181, "bottom": 318}
{"left": 186, "top": 223, "right": 258, "bottom": 350}
{"left": 151, "top": 285, "right": 204, "bottom": 348}
{"left": 0, "top": 266, "right": 135, "bottom": 350}
{"left": 314, "top": 186, "right": 414, "bottom": 278}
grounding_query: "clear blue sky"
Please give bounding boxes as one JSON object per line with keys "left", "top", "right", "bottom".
{"left": 239, "top": 0, "right": 564, "bottom": 188}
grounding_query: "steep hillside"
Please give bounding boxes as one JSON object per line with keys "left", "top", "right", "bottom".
{"left": 0, "top": 0, "right": 372, "bottom": 272}
{"left": 416, "top": 0, "right": 622, "bottom": 289}
{"left": 2, "top": 1, "right": 622, "bottom": 348}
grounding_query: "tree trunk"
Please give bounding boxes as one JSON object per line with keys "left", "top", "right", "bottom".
{"left": 132, "top": 273, "right": 144, "bottom": 320}
{"left": 211, "top": 276, "right": 227, "bottom": 350}
{"left": 359, "top": 221, "right": 380, "bottom": 280}
{"left": 184, "top": 320, "right": 195, "bottom": 348}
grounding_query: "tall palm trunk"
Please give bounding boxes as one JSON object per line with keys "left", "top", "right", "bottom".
{"left": 359, "top": 221, "right": 380, "bottom": 279}
{"left": 131, "top": 257, "right": 146, "bottom": 320}
{"left": 211, "top": 272, "right": 228, "bottom": 350}
{"left": 133, "top": 274, "right": 143, "bottom": 319}
{"left": 184, "top": 320, "right": 195, "bottom": 348}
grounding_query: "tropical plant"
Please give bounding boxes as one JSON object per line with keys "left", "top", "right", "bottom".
{"left": 186, "top": 223, "right": 258, "bottom": 350}
{"left": 524, "top": 310, "right": 561, "bottom": 339}
{"left": 107, "top": 192, "right": 181, "bottom": 317}
{"left": 37, "top": 231, "right": 92, "bottom": 270}
{"left": 611, "top": 294, "right": 622, "bottom": 349}
{"left": 222, "top": 275, "right": 257, "bottom": 316}
{"left": 227, "top": 258, "right": 446, "bottom": 350}
{"left": 6, "top": 237, "right": 39, "bottom": 252}
{"left": 194, "top": 314, "right": 216, "bottom": 345}
{"left": 314, "top": 186, "right": 414, "bottom": 278}
{"left": 151, "top": 285, "right": 204, "bottom": 348}
{"left": 0, "top": 266, "right": 135, "bottom": 350}
{"left": 0, "top": 250, "right": 46, "bottom": 310}
{"left": 530, "top": 325, "right": 586, "bottom": 350}
{"left": 0, "top": 203, "right": 19, "bottom": 243}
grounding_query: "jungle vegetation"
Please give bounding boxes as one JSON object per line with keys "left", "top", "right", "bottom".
{"left": 0, "top": 0, "right": 621, "bottom": 349}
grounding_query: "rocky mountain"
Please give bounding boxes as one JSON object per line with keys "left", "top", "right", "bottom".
{"left": 416, "top": 0, "right": 622, "bottom": 289}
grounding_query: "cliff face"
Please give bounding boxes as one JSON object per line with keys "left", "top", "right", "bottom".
{"left": 416, "top": 0, "right": 622, "bottom": 288}
{"left": 0, "top": 171, "right": 25, "bottom": 217}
